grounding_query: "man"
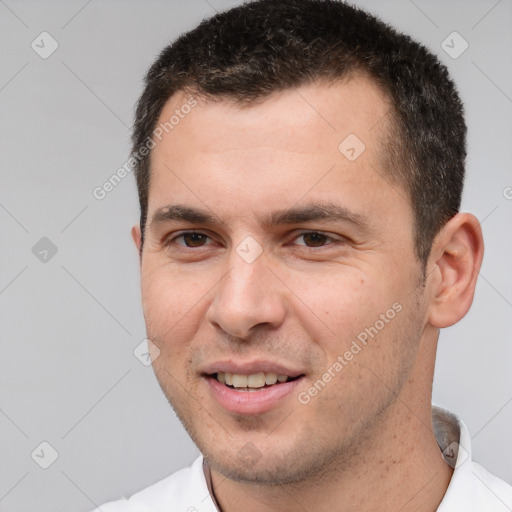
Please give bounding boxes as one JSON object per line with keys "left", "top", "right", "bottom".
{"left": 95, "top": 0, "right": 512, "bottom": 510}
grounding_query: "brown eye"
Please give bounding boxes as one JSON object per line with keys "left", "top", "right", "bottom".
{"left": 300, "top": 232, "right": 331, "bottom": 247}
{"left": 175, "top": 232, "right": 210, "bottom": 247}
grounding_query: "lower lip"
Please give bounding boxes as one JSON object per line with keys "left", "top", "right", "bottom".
{"left": 206, "top": 376, "right": 303, "bottom": 415}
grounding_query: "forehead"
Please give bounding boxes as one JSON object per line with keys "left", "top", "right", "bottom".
{"left": 155, "top": 75, "right": 391, "bottom": 158}
{"left": 146, "top": 76, "right": 409, "bottom": 234}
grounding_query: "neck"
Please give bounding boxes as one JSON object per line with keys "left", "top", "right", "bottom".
{"left": 209, "top": 387, "right": 453, "bottom": 512}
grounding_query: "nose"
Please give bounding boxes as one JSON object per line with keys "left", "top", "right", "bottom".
{"left": 206, "top": 247, "right": 287, "bottom": 340}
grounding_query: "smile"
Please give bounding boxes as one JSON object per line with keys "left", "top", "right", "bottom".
{"left": 216, "top": 371, "right": 297, "bottom": 390}
{"left": 205, "top": 370, "right": 305, "bottom": 414}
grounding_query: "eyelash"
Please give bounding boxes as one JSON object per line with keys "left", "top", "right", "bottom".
{"left": 165, "top": 230, "right": 343, "bottom": 250}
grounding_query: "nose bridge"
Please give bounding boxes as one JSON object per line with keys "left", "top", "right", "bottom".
{"left": 207, "top": 243, "right": 286, "bottom": 338}
{"left": 228, "top": 244, "right": 270, "bottom": 299}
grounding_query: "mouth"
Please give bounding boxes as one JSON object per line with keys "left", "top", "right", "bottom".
{"left": 211, "top": 371, "right": 303, "bottom": 391}
{"left": 203, "top": 368, "right": 305, "bottom": 415}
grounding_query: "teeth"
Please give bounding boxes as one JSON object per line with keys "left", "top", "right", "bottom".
{"left": 265, "top": 372, "right": 278, "bottom": 385}
{"left": 232, "top": 374, "right": 248, "bottom": 387}
{"left": 247, "top": 373, "right": 266, "bottom": 388}
{"left": 216, "top": 372, "right": 290, "bottom": 389}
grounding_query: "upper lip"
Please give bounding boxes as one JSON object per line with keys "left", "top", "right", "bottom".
{"left": 201, "top": 360, "right": 305, "bottom": 378}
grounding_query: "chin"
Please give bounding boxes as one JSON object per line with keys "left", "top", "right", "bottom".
{"left": 206, "top": 451, "right": 308, "bottom": 485}
{"left": 200, "top": 433, "right": 343, "bottom": 486}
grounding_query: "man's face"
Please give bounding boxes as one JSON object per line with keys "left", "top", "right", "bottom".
{"left": 134, "top": 77, "right": 430, "bottom": 484}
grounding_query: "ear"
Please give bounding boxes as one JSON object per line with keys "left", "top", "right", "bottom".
{"left": 131, "top": 224, "right": 142, "bottom": 263}
{"left": 427, "top": 213, "right": 484, "bottom": 328}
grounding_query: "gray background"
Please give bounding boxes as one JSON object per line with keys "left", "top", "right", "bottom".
{"left": 0, "top": 0, "right": 511, "bottom": 511}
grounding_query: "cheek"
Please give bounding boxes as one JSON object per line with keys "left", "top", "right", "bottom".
{"left": 140, "top": 264, "right": 211, "bottom": 350}
{"left": 286, "top": 268, "right": 390, "bottom": 350}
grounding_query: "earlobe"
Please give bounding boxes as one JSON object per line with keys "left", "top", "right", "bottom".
{"left": 131, "top": 224, "right": 142, "bottom": 256}
{"left": 427, "top": 213, "right": 484, "bottom": 328}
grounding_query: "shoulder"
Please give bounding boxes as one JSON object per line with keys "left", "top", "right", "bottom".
{"left": 468, "top": 461, "right": 512, "bottom": 509}
{"left": 89, "top": 455, "right": 216, "bottom": 512}
{"left": 433, "top": 406, "right": 512, "bottom": 511}
{"left": 438, "top": 460, "right": 512, "bottom": 511}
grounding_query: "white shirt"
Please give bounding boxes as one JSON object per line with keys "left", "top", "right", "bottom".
{"left": 93, "top": 406, "right": 512, "bottom": 512}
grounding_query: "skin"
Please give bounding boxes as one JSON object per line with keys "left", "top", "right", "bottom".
{"left": 131, "top": 76, "right": 484, "bottom": 512}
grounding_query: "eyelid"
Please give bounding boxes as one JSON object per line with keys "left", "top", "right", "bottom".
{"left": 289, "top": 230, "right": 344, "bottom": 247}
{"left": 164, "top": 229, "right": 345, "bottom": 249}
{"left": 165, "top": 230, "right": 216, "bottom": 247}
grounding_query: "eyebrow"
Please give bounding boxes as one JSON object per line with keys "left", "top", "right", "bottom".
{"left": 149, "top": 202, "right": 370, "bottom": 233}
